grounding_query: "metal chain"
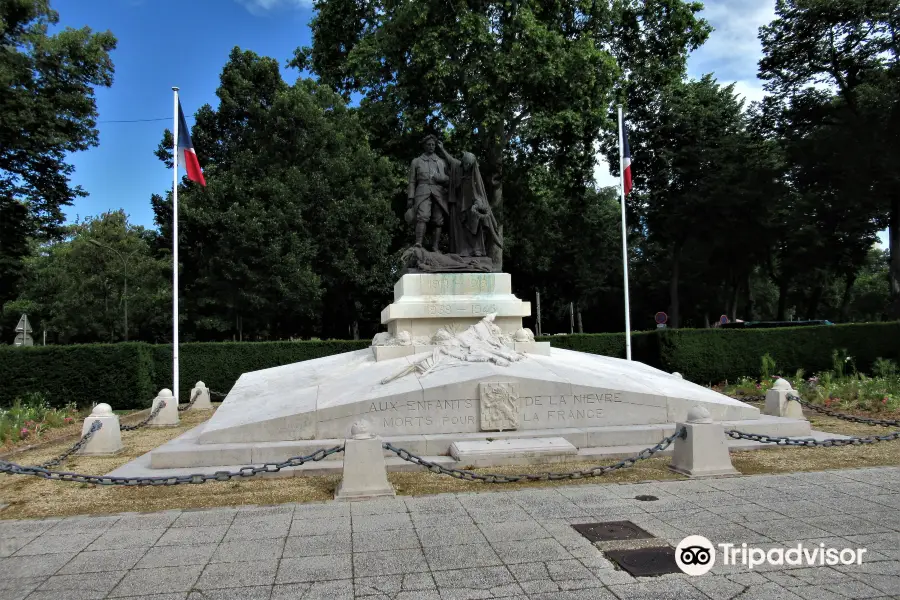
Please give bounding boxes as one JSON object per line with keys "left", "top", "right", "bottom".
{"left": 732, "top": 393, "right": 765, "bottom": 403}
{"left": 177, "top": 389, "right": 200, "bottom": 412}
{"left": 35, "top": 420, "right": 103, "bottom": 469}
{"left": 725, "top": 429, "right": 900, "bottom": 446}
{"left": 210, "top": 390, "right": 227, "bottom": 398}
{"left": 120, "top": 401, "right": 166, "bottom": 431}
{"left": 787, "top": 394, "right": 900, "bottom": 427}
{"left": 0, "top": 445, "right": 344, "bottom": 486}
{"left": 383, "top": 427, "right": 686, "bottom": 483}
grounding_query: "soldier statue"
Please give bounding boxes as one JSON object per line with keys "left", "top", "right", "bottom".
{"left": 406, "top": 134, "right": 450, "bottom": 252}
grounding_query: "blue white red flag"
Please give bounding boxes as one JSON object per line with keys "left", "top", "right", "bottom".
{"left": 622, "top": 121, "right": 632, "bottom": 195}
{"left": 177, "top": 101, "right": 206, "bottom": 186}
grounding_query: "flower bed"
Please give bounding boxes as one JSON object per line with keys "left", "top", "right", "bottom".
{"left": 0, "top": 393, "right": 81, "bottom": 448}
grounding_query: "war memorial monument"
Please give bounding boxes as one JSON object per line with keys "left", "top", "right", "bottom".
{"left": 112, "top": 136, "right": 812, "bottom": 477}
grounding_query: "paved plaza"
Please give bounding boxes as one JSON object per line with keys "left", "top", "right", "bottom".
{"left": 2, "top": 467, "right": 900, "bottom": 600}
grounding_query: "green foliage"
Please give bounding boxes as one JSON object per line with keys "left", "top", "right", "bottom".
{"left": 0, "top": 393, "right": 79, "bottom": 446}
{"left": 0, "top": 0, "right": 117, "bottom": 324}
{"left": 760, "top": 353, "right": 776, "bottom": 380}
{"left": 0, "top": 342, "right": 155, "bottom": 410}
{"left": 873, "top": 358, "right": 898, "bottom": 378}
{"left": 655, "top": 322, "right": 900, "bottom": 384}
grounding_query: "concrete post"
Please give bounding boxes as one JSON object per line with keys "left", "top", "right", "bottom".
{"left": 672, "top": 372, "right": 683, "bottom": 379}
{"left": 334, "top": 422, "right": 395, "bottom": 501}
{"left": 78, "top": 403, "right": 123, "bottom": 455}
{"left": 189, "top": 381, "right": 213, "bottom": 411}
{"left": 764, "top": 378, "right": 805, "bottom": 420}
{"left": 669, "top": 406, "right": 740, "bottom": 478}
{"left": 149, "top": 389, "right": 180, "bottom": 427}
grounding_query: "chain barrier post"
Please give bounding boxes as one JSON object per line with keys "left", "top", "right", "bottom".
{"left": 188, "top": 381, "right": 212, "bottom": 411}
{"left": 335, "top": 422, "right": 395, "bottom": 501}
{"left": 669, "top": 406, "right": 740, "bottom": 478}
{"left": 78, "top": 405, "right": 121, "bottom": 456}
{"left": 149, "top": 389, "right": 179, "bottom": 427}
{"left": 764, "top": 378, "right": 805, "bottom": 419}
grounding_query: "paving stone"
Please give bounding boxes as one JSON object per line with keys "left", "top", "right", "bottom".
{"left": 491, "top": 538, "right": 571, "bottom": 564}
{"left": 405, "top": 496, "right": 468, "bottom": 514}
{"left": 287, "top": 516, "right": 351, "bottom": 537}
{"left": 282, "top": 533, "right": 348, "bottom": 558}
{"left": 135, "top": 543, "right": 218, "bottom": 568}
{"left": 750, "top": 501, "right": 836, "bottom": 519}
{"left": 57, "top": 547, "right": 150, "bottom": 574}
{"left": 85, "top": 527, "right": 167, "bottom": 551}
{"left": 355, "top": 575, "right": 404, "bottom": 596}
{"left": 607, "top": 579, "right": 710, "bottom": 600}
{"left": 529, "top": 589, "right": 617, "bottom": 600}
{"left": 155, "top": 525, "right": 228, "bottom": 546}
{"left": 415, "top": 523, "right": 487, "bottom": 548}
{"left": 411, "top": 512, "right": 476, "bottom": 530}
{"left": 186, "top": 587, "right": 272, "bottom": 600}
{"left": 103, "top": 595, "right": 187, "bottom": 600}
{"left": 43, "top": 516, "right": 119, "bottom": 536}
{"left": 0, "top": 576, "right": 44, "bottom": 600}
{"left": 1, "top": 536, "right": 37, "bottom": 557}
{"left": 270, "top": 583, "right": 310, "bottom": 599}
{"left": 834, "top": 561, "right": 900, "bottom": 595}
{"left": 0, "top": 519, "right": 60, "bottom": 539}
{"left": 688, "top": 574, "right": 755, "bottom": 600}
{"left": 353, "top": 528, "right": 420, "bottom": 552}
{"left": 213, "top": 538, "right": 287, "bottom": 563}
{"left": 15, "top": 531, "right": 100, "bottom": 555}
{"left": 226, "top": 519, "right": 292, "bottom": 541}
{"left": 432, "top": 565, "right": 521, "bottom": 598}
{"left": 291, "top": 502, "right": 349, "bottom": 520}
{"left": 354, "top": 548, "right": 429, "bottom": 576}
{"left": 744, "top": 518, "right": 834, "bottom": 541}
{"left": 171, "top": 509, "right": 237, "bottom": 528}
{"left": 107, "top": 512, "right": 181, "bottom": 530}
{"left": 478, "top": 520, "right": 551, "bottom": 543}
{"left": 799, "top": 516, "right": 894, "bottom": 537}
{"left": 235, "top": 504, "right": 295, "bottom": 518}
{"left": 466, "top": 508, "right": 533, "bottom": 524}
{"left": 0, "top": 552, "right": 76, "bottom": 578}
{"left": 276, "top": 554, "right": 352, "bottom": 584}
{"left": 402, "top": 572, "right": 436, "bottom": 590}
{"left": 349, "top": 497, "right": 407, "bottom": 516}
{"left": 293, "top": 579, "right": 354, "bottom": 599}
{"left": 352, "top": 512, "right": 414, "bottom": 532}
{"left": 36, "top": 569, "right": 126, "bottom": 595}
{"left": 108, "top": 565, "right": 204, "bottom": 597}
{"left": 195, "top": 559, "right": 279, "bottom": 589}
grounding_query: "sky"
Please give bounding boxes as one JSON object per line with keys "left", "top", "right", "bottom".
{"left": 55, "top": 0, "right": 888, "bottom": 247}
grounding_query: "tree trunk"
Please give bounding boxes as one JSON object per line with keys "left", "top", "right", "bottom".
{"left": 729, "top": 279, "right": 740, "bottom": 322}
{"left": 776, "top": 278, "right": 789, "bottom": 321}
{"left": 891, "top": 196, "right": 900, "bottom": 318}
{"left": 839, "top": 274, "right": 856, "bottom": 322}
{"left": 668, "top": 244, "right": 682, "bottom": 329}
{"left": 745, "top": 272, "right": 755, "bottom": 321}
{"left": 352, "top": 320, "right": 359, "bottom": 340}
{"left": 488, "top": 123, "right": 504, "bottom": 272}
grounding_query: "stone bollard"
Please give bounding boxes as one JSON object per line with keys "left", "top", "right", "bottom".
{"left": 669, "top": 406, "right": 740, "bottom": 478}
{"left": 672, "top": 372, "right": 683, "bottom": 379}
{"left": 149, "top": 389, "right": 180, "bottom": 427}
{"left": 78, "top": 403, "right": 123, "bottom": 455}
{"left": 764, "top": 378, "right": 805, "bottom": 419}
{"left": 189, "top": 381, "right": 213, "bottom": 410}
{"left": 334, "top": 422, "right": 395, "bottom": 501}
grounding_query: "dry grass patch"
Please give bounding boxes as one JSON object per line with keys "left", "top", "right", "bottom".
{"left": 2, "top": 403, "right": 899, "bottom": 520}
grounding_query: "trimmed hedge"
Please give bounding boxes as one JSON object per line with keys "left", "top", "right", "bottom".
{"left": 1, "top": 322, "right": 897, "bottom": 409}
{"left": 655, "top": 321, "right": 900, "bottom": 385}
{"left": 0, "top": 342, "right": 156, "bottom": 409}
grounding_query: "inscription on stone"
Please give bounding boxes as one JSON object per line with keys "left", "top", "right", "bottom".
{"left": 480, "top": 382, "right": 519, "bottom": 431}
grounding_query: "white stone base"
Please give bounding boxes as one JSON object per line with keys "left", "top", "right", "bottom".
{"left": 450, "top": 437, "right": 577, "bottom": 467}
{"left": 380, "top": 273, "right": 530, "bottom": 338}
{"left": 669, "top": 421, "right": 740, "bottom": 478}
{"left": 149, "top": 389, "right": 179, "bottom": 427}
{"left": 334, "top": 437, "right": 395, "bottom": 501}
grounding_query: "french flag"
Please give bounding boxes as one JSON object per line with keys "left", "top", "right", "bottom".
{"left": 178, "top": 101, "right": 206, "bottom": 186}
{"left": 622, "top": 121, "right": 632, "bottom": 195}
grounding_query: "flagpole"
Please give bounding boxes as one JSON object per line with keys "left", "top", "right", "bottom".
{"left": 617, "top": 104, "right": 633, "bottom": 361}
{"left": 172, "top": 87, "right": 180, "bottom": 401}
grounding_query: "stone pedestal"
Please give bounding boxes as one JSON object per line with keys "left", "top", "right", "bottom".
{"left": 149, "top": 389, "right": 180, "bottom": 427}
{"left": 764, "top": 379, "right": 805, "bottom": 420}
{"left": 189, "top": 382, "right": 213, "bottom": 411}
{"left": 669, "top": 407, "right": 739, "bottom": 478}
{"left": 381, "top": 273, "right": 530, "bottom": 337}
{"left": 334, "top": 430, "right": 395, "bottom": 501}
{"left": 78, "top": 404, "right": 123, "bottom": 455}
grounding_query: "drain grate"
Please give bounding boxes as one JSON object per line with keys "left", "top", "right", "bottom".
{"left": 634, "top": 495, "right": 659, "bottom": 501}
{"left": 605, "top": 546, "right": 681, "bottom": 577}
{"left": 571, "top": 521, "right": 655, "bottom": 543}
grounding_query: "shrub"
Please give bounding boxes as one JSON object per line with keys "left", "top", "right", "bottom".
{"left": 0, "top": 342, "right": 156, "bottom": 409}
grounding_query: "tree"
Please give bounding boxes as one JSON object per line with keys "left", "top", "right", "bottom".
{"left": 296, "top": 0, "right": 710, "bottom": 272}
{"left": 5, "top": 211, "right": 169, "bottom": 343}
{"left": 153, "top": 48, "right": 401, "bottom": 341}
{"left": 0, "top": 0, "right": 116, "bottom": 332}
{"left": 758, "top": 0, "right": 900, "bottom": 316}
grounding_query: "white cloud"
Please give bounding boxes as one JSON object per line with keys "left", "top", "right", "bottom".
{"left": 235, "top": 0, "right": 311, "bottom": 16}
{"left": 594, "top": 152, "right": 619, "bottom": 190}
{"left": 730, "top": 79, "right": 767, "bottom": 106}
{"left": 688, "top": 0, "right": 776, "bottom": 84}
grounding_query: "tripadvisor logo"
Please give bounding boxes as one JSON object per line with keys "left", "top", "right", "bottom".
{"left": 675, "top": 536, "right": 868, "bottom": 575}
